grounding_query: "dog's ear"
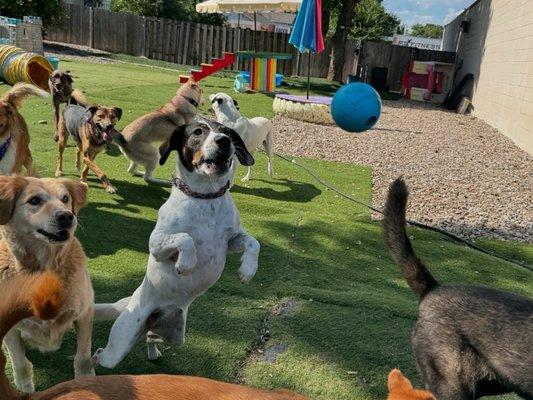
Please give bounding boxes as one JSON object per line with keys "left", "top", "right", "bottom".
{"left": 233, "top": 99, "right": 239, "bottom": 110}
{"left": 209, "top": 94, "right": 217, "bottom": 103}
{"left": 159, "top": 125, "right": 186, "bottom": 166}
{"left": 65, "top": 71, "right": 73, "bottom": 83}
{"left": 0, "top": 176, "right": 28, "bottom": 224}
{"left": 113, "top": 107, "right": 123, "bottom": 120}
{"left": 87, "top": 105, "right": 99, "bottom": 115}
{"left": 387, "top": 369, "right": 413, "bottom": 393}
{"left": 59, "top": 179, "right": 88, "bottom": 214}
{"left": 220, "top": 126, "right": 254, "bottom": 166}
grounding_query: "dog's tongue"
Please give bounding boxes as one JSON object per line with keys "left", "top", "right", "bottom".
{"left": 103, "top": 128, "right": 114, "bottom": 142}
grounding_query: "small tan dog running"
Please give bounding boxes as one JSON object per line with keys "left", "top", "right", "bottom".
{"left": 0, "top": 273, "right": 308, "bottom": 400}
{"left": 387, "top": 370, "right": 435, "bottom": 400}
{"left": 0, "top": 83, "right": 48, "bottom": 175}
{"left": 114, "top": 77, "right": 203, "bottom": 185}
{"left": 0, "top": 175, "right": 95, "bottom": 393}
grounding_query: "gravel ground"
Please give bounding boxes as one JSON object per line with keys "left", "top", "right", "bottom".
{"left": 44, "top": 41, "right": 118, "bottom": 64}
{"left": 273, "top": 100, "right": 533, "bottom": 243}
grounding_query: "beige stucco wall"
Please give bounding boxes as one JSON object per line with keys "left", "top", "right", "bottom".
{"left": 442, "top": 0, "right": 533, "bottom": 155}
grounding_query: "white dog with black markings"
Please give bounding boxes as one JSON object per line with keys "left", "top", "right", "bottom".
{"left": 210, "top": 93, "right": 273, "bottom": 182}
{"left": 92, "top": 118, "right": 260, "bottom": 368}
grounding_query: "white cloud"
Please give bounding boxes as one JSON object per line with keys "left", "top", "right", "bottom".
{"left": 443, "top": 7, "right": 463, "bottom": 24}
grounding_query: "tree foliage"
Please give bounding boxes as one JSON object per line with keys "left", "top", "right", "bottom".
{"left": 0, "top": 0, "right": 65, "bottom": 25}
{"left": 351, "top": 0, "right": 400, "bottom": 39}
{"left": 410, "top": 23, "right": 443, "bottom": 39}
{"left": 110, "top": 0, "right": 225, "bottom": 25}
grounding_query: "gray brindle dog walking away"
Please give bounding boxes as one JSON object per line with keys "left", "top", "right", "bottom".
{"left": 383, "top": 178, "right": 533, "bottom": 400}
{"left": 92, "top": 118, "right": 259, "bottom": 368}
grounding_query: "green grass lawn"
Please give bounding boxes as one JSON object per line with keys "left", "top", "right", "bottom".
{"left": 2, "top": 56, "right": 531, "bottom": 399}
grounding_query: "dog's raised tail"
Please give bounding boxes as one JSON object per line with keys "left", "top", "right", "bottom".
{"left": 0, "top": 272, "right": 63, "bottom": 399}
{"left": 1, "top": 83, "right": 48, "bottom": 109}
{"left": 382, "top": 178, "right": 438, "bottom": 298}
{"left": 70, "top": 89, "right": 88, "bottom": 107}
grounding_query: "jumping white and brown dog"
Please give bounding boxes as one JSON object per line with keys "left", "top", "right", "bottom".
{"left": 210, "top": 92, "right": 273, "bottom": 182}
{"left": 93, "top": 118, "right": 259, "bottom": 368}
{"left": 0, "top": 83, "right": 48, "bottom": 176}
{"left": 0, "top": 175, "right": 94, "bottom": 393}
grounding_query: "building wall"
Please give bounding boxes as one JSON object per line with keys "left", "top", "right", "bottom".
{"left": 443, "top": 0, "right": 533, "bottom": 154}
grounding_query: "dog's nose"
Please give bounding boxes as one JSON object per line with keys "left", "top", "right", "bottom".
{"left": 55, "top": 211, "right": 74, "bottom": 228}
{"left": 214, "top": 135, "right": 231, "bottom": 147}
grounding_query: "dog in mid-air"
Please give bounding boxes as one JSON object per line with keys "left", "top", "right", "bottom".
{"left": 383, "top": 178, "right": 533, "bottom": 400}
{"left": 210, "top": 92, "right": 273, "bottom": 182}
{"left": 0, "top": 83, "right": 47, "bottom": 175}
{"left": 48, "top": 70, "right": 74, "bottom": 141}
{"left": 93, "top": 118, "right": 259, "bottom": 368}
{"left": 0, "top": 272, "right": 308, "bottom": 400}
{"left": 113, "top": 76, "right": 203, "bottom": 185}
{"left": 0, "top": 175, "right": 94, "bottom": 393}
{"left": 55, "top": 91, "right": 122, "bottom": 194}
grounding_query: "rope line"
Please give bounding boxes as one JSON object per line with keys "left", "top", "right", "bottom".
{"left": 274, "top": 153, "right": 532, "bottom": 272}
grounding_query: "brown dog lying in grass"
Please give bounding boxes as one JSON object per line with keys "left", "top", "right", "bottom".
{"left": 387, "top": 370, "right": 435, "bottom": 400}
{"left": 0, "top": 273, "right": 307, "bottom": 400}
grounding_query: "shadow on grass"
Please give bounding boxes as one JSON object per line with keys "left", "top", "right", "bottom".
{"left": 232, "top": 178, "right": 321, "bottom": 203}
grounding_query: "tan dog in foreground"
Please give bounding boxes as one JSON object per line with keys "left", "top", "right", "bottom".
{"left": 114, "top": 77, "right": 203, "bottom": 185}
{"left": 0, "top": 83, "right": 48, "bottom": 175}
{"left": 0, "top": 272, "right": 308, "bottom": 400}
{"left": 0, "top": 176, "right": 95, "bottom": 393}
{"left": 387, "top": 369, "right": 435, "bottom": 400}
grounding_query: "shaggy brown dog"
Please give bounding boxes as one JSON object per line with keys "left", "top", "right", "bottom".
{"left": 387, "top": 369, "right": 435, "bottom": 400}
{"left": 48, "top": 70, "right": 74, "bottom": 141}
{"left": 0, "top": 83, "right": 47, "bottom": 175}
{"left": 0, "top": 273, "right": 307, "bottom": 400}
{"left": 0, "top": 175, "right": 94, "bottom": 393}
{"left": 114, "top": 76, "right": 203, "bottom": 185}
{"left": 383, "top": 178, "right": 533, "bottom": 400}
{"left": 55, "top": 92, "right": 122, "bottom": 193}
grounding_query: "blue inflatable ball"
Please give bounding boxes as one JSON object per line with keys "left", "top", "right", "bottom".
{"left": 331, "top": 83, "right": 381, "bottom": 132}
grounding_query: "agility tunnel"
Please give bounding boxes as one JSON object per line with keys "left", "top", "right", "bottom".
{"left": 0, "top": 45, "right": 52, "bottom": 90}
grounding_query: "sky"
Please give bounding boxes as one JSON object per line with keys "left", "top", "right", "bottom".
{"left": 383, "top": 0, "right": 475, "bottom": 28}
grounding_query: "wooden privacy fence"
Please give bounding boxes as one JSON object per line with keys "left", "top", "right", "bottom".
{"left": 46, "top": 4, "right": 358, "bottom": 80}
{"left": 357, "top": 40, "right": 456, "bottom": 92}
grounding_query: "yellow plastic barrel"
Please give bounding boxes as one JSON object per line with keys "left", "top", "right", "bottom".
{"left": 0, "top": 45, "right": 53, "bottom": 90}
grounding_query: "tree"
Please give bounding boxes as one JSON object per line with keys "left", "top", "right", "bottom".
{"left": 110, "top": 0, "right": 225, "bottom": 25}
{"left": 410, "top": 23, "right": 443, "bottom": 39}
{"left": 0, "top": 0, "right": 65, "bottom": 25}
{"left": 327, "top": 0, "right": 359, "bottom": 82}
{"left": 327, "top": 0, "right": 400, "bottom": 82}
{"left": 351, "top": 0, "right": 400, "bottom": 40}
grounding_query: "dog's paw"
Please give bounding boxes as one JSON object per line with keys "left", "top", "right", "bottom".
{"left": 75, "top": 359, "right": 95, "bottom": 377}
{"left": 91, "top": 348, "right": 104, "bottom": 367}
{"left": 241, "top": 176, "right": 250, "bottom": 182}
{"left": 55, "top": 170, "right": 63, "bottom": 177}
{"left": 238, "top": 258, "right": 258, "bottom": 284}
{"left": 106, "top": 185, "right": 117, "bottom": 194}
{"left": 176, "top": 249, "right": 197, "bottom": 275}
{"left": 18, "top": 380, "right": 35, "bottom": 394}
{"left": 147, "top": 344, "right": 163, "bottom": 360}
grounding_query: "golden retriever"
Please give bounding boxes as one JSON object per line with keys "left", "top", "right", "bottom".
{"left": 0, "top": 83, "right": 48, "bottom": 175}
{"left": 0, "top": 272, "right": 308, "bottom": 400}
{"left": 0, "top": 175, "right": 94, "bottom": 393}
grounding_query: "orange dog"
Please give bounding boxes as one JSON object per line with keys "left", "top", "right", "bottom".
{"left": 0, "top": 272, "right": 307, "bottom": 400}
{"left": 387, "top": 369, "right": 435, "bottom": 400}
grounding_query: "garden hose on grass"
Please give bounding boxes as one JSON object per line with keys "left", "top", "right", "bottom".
{"left": 0, "top": 45, "right": 53, "bottom": 91}
{"left": 274, "top": 153, "right": 533, "bottom": 272}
